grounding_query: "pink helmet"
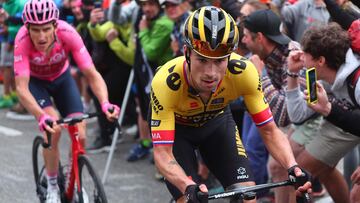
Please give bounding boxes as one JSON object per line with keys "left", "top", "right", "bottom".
{"left": 22, "top": 0, "right": 59, "bottom": 25}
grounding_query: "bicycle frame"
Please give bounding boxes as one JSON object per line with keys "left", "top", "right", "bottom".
{"left": 63, "top": 124, "right": 85, "bottom": 201}
{"left": 36, "top": 112, "right": 106, "bottom": 202}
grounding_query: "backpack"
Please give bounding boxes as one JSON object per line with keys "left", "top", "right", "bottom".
{"left": 346, "top": 66, "right": 360, "bottom": 108}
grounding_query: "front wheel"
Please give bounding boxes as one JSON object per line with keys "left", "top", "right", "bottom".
{"left": 32, "top": 135, "right": 65, "bottom": 202}
{"left": 32, "top": 135, "right": 47, "bottom": 202}
{"left": 77, "top": 155, "right": 107, "bottom": 203}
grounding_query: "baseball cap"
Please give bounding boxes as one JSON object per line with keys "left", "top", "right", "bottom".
{"left": 161, "top": 0, "right": 182, "bottom": 5}
{"left": 244, "top": 9, "right": 290, "bottom": 45}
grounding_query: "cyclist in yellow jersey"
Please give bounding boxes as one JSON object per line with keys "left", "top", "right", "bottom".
{"left": 150, "top": 6, "right": 311, "bottom": 203}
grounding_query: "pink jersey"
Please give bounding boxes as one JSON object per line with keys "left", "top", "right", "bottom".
{"left": 14, "top": 20, "right": 93, "bottom": 81}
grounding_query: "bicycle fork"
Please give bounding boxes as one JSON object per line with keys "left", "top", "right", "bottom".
{"left": 65, "top": 125, "right": 85, "bottom": 201}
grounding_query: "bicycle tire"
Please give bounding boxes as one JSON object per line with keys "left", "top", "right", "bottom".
{"left": 32, "top": 136, "right": 47, "bottom": 202}
{"left": 77, "top": 155, "right": 108, "bottom": 203}
{"left": 32, "top": 136, "right": 44, "bottom": 183}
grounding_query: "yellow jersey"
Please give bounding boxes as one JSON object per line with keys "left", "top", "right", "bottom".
{"left": 150, "top": 53, "right": 273, "bottom": 145}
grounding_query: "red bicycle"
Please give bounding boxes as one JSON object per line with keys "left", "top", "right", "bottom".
{"left": 32, "top": 112, "right": 107, "bottom": 203}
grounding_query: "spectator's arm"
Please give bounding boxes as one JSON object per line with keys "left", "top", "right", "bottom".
{"left": 325, "top": 101, "right": 360, "bottom": 136}
{"left": 138, "top": 21, "right": 173, "bottom": 62}
{"left": 87, "top": 21, "right": 114, "bottom": 42}
{"left": 323, "top": 0, "right": 356, "bottom": 30}
{"left": 261, "top": 76, "right": 291, "bottom": 127}
{"left": 108, "top": 37, "right": 135, "bottom": 66}
{"left": 285, "top": 86, "right": 317, "bottom": 123}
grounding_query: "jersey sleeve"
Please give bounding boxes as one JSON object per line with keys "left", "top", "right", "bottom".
{"left": 150, "top": 64, "right": 180, "bottom": 146}
{"left": 13, "top": 26, "right": 30, "bottom": 78}
{"left": 232, "top": 57, "right": 274, "bottom": 127}
{"left": 59, "top": 21, "right": 94, "bottom": 70}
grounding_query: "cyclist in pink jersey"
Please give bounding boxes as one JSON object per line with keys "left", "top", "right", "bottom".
{"left": 14, "top": 0, "right": 119, "bottom": 202}
{"left": 14, "top": 19, "right": 93, "bottom": 81}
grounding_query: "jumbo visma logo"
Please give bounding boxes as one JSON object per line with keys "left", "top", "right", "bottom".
{"left": 166, "top": 65, "right": 181, "bottom": 91}
{"left": 228, "top": 58, "right": 247, "bottom": 74}
{"left": 151, "top": 89, "right": 163, "bottom": 114}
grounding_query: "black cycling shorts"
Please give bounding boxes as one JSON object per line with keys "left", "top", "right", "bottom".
{"left": 165, "top": 107, "right": 254, "bottom": 200}
{"left": 29, "top": 68, "right": 83, "bottom": 117}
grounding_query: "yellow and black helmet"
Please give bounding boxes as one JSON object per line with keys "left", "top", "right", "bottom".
{"left": 184, "top": 6, "right": 239, "bottom": 59}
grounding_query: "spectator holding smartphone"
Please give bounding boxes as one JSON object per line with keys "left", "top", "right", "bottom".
{"left": 241, "top": 9, "right": 324, "bottom": 203}
{"left": 286, "top": 23, "right": 360, "bottom": 203}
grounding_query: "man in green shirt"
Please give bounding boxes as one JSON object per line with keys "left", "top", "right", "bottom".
{"left": 127, "top": 0, "right": 174, "bottom": 162}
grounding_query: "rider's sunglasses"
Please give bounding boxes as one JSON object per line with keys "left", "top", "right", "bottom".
{"left": 191, "top": 39, "right": 234, "bottom": 59}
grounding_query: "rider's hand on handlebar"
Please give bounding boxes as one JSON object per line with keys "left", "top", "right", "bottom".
{"left": 184, "top": 184, "right": 208, "bottom": 203}
{"left": 101, "top": 101, "right": 120, "bottom": 121}
{"left": 295, "top": 181, "right": 312, "bottom": 203}
{"left": 288, "top": 165, "right": 312, "bottom": 199}
{"left": 38, "top": 114, "right": 56, "bottom": 145}
{"left": 38, "top": 114, "right": 55, "bottom": 133}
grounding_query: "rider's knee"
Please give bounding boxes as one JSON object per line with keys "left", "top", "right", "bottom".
{"left": 76, "top": 122, "right": 86, "bottom": 142}
{"left": 78, "top": 131, "right": 86, "bottom": 143}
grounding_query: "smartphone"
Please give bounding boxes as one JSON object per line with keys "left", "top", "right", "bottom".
{"left": 94, "top": 1, "right": 102, "bottom": 8}
{"left": 306, "top": 67, "right": 318, "bottom": 104}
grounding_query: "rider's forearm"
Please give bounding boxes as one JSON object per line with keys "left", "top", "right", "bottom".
{"left": 83, "top": 67, "right": 109, "bottom": 104}
{"left": 15, "top": 77, "right": 44, "bottom": 120}
{"left": 154, "top": 146, "right": 196, "bottom": 194}
{"left": 259, "top": 122, "right": 297, "bottom": 169}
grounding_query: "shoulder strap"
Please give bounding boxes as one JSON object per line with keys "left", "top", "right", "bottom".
{"left": 346, "top": 66, "right": 360, "bottom": 108}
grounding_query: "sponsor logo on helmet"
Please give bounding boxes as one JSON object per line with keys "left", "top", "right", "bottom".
{"left": 212, "top": 25, "right": 218, "bottom": 39}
